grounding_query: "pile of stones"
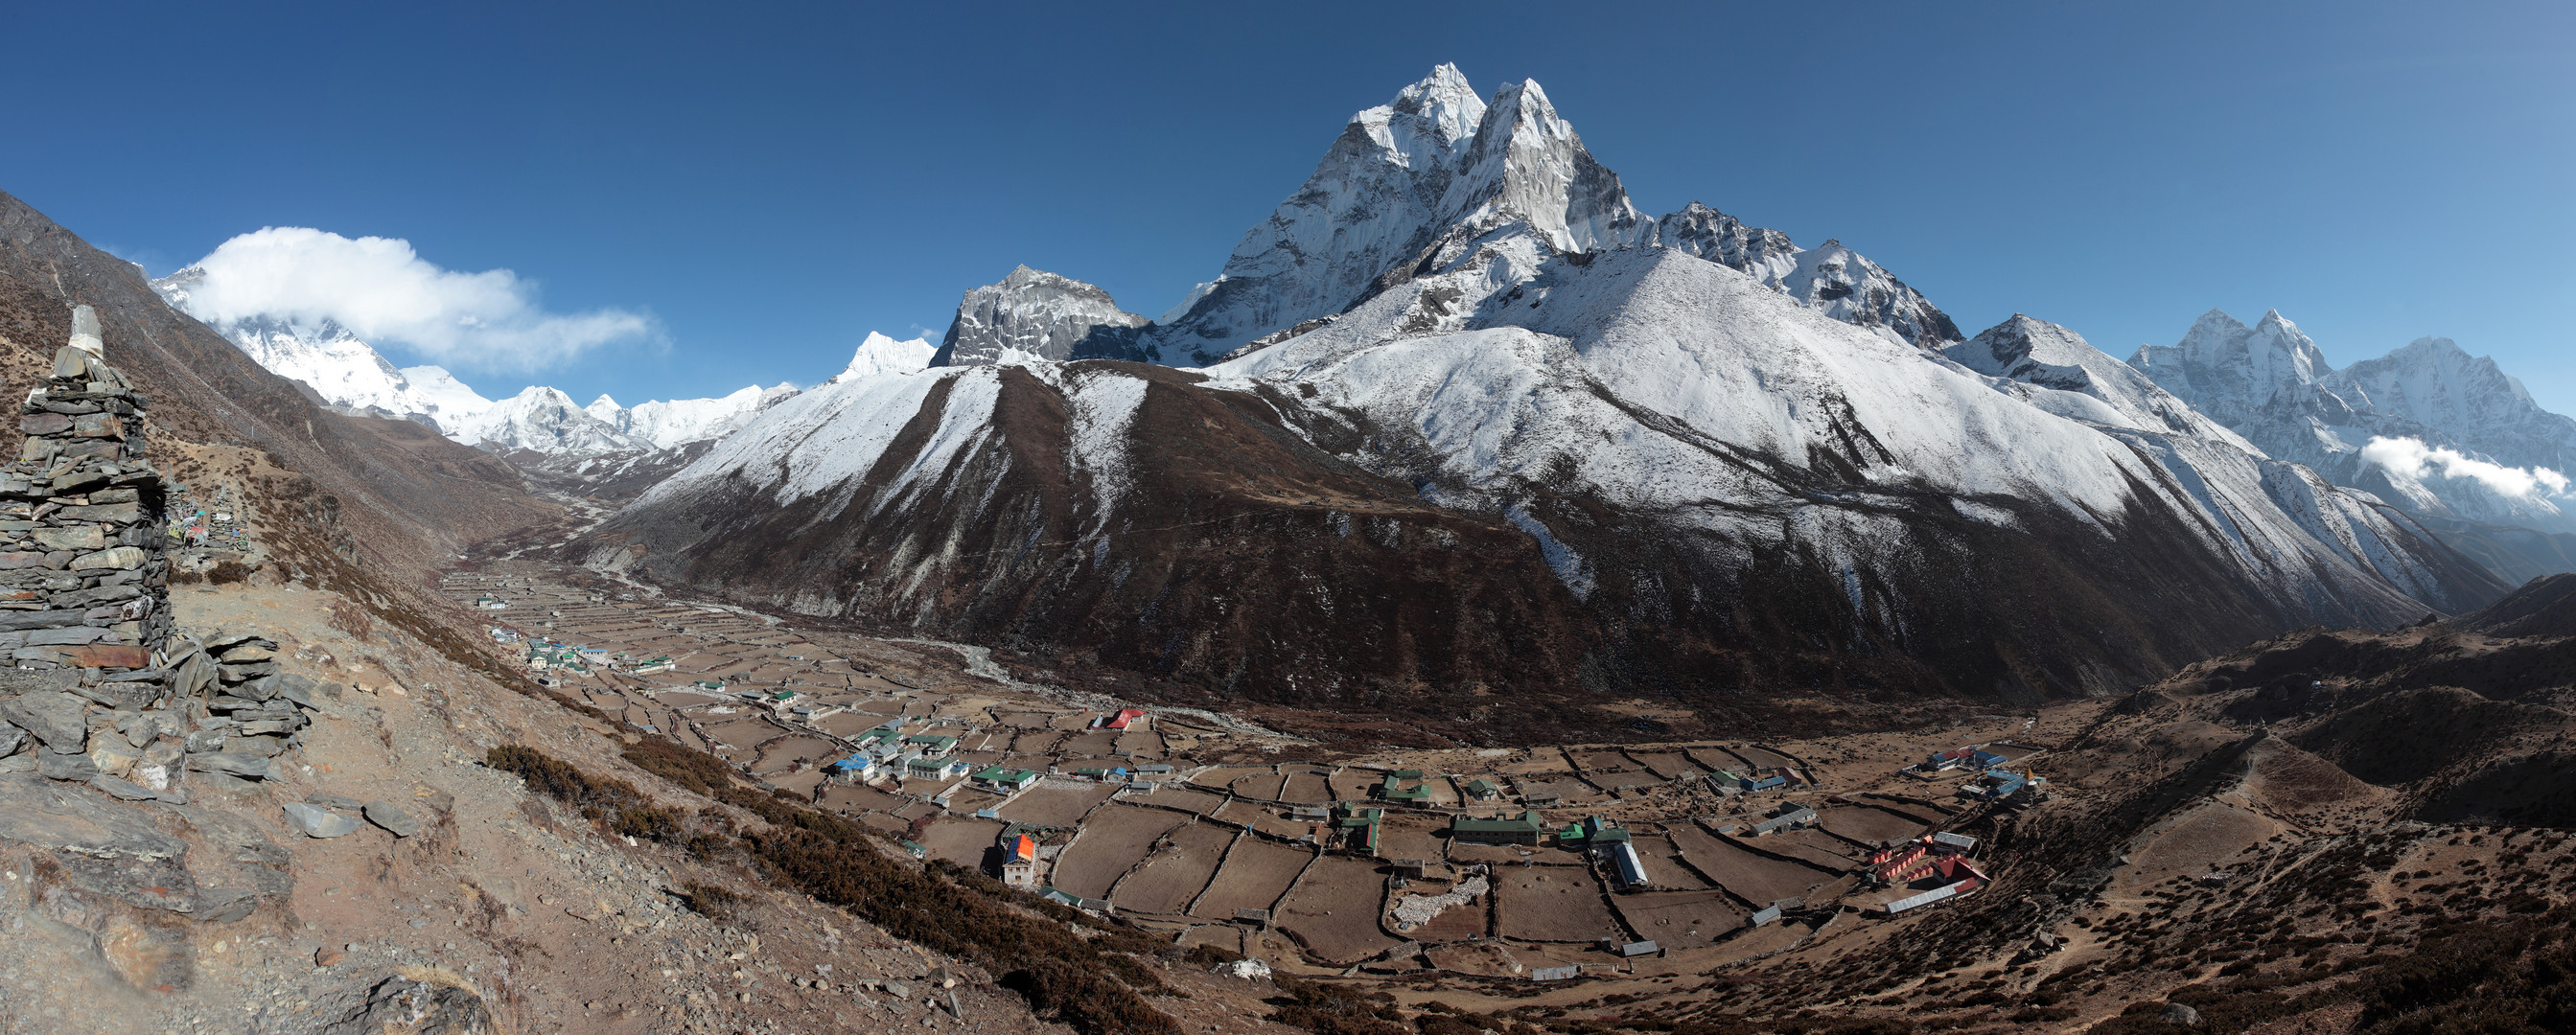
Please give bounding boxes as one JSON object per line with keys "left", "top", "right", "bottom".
{"left": 169, "top": 631, "right": 343, "bottom": 790}
{"left": 0, "top": 629, "right": 340, "bottom": 798}
{"left": 0, "top": 305, "right": 174, "bottom": 674}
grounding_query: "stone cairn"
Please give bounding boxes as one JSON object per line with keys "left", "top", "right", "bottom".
{"left": 0, "top": 304, "right": 172, "bottom": 669}
{"left": 0, "top": 305, "right": 329, "bottom": 798}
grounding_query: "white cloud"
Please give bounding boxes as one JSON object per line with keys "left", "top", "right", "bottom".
{"left": 2360, "top": 435, "right": 2570, "bottom": 500}
{"left": 177, "top": 227, "right": 657, "bottom": 372}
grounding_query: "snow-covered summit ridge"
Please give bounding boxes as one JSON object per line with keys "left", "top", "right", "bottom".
{"left": 1941, "top": 314, "right": 2251, "bottom": 449}
{"left": 2127, "top": 309, "right": 2576, "bottom": 533}
{"left": 931, "top": 65, "right": 1961, "bottom": 370}
{"left": 833, "top": 333, "right": 937, "bottom": 382}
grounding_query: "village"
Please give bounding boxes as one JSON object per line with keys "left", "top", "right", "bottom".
{"left": 440, "top": 567, "right": 2057, "bottom": 983}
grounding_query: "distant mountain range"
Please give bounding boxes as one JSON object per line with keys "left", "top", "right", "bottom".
{"left": 150, "top": 268, "right": 935, "bottom": 471}
{"left": 557, "top": 65, "right": 2522, "bottom": 729}
{"left": 2130, "top": 309, "right": 2576, "bottom": 534}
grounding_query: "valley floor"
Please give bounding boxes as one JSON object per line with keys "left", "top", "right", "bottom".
{"left": 9, "top": 559, "right": 2567, "bottom": 1035}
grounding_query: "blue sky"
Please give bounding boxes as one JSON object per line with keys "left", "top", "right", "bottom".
{"left": 4, "top": 2, "right": 2570, "bottom": 409}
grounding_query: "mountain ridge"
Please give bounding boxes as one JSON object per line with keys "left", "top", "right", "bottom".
{"left": 567, "top": 65, "right": 2505, "bottom": 732}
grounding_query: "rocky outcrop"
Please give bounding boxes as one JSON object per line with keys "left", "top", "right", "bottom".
{"left": 928, "top": 265, "right": 1149, "bottom": 367}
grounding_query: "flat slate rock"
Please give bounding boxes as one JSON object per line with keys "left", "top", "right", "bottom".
{"left": 0, "top": 770, "right": 202, "bottom": 912}
{"left": 185, "top": 751, "right": 270, "bottom": 779}
{"left": 282, "top": 802, "right": 360, "bottom": 839}
{"left": 89, "top": 772, "right": 159, "bottom": 800}
{"left": 361, "top": 801, "right": 421, "bottom": 838}
{"left": 306, "top": 792, "right": 365, "bottom": 811}
{"left": 1, "top": 690, "right": 88, "bottom": 748}
{"left": 38, "top": 749, "right": 98, "bottom": 781}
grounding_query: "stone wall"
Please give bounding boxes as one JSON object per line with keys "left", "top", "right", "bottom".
{"left": 0, "top": 304, "right": 171, "bottom": 677}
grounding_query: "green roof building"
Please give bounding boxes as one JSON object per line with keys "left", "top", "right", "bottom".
{"left": 1450, "top": 811, "right": 1547, "bottom": 845}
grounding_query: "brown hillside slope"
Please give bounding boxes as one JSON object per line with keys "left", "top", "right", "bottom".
{"left": 0, "top": 189, "right": 555, "bottom": 585}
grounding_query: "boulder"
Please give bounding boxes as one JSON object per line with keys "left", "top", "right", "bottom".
{"left": 2161, "top": 1002, "right": 2201, "bottom": 1027}
{"left": 172, "top": 651, "right": 218, "bottom": 696}
{"left": 309, "top": 972, "right": 496, "bottom": 1034}
{"left": 362, "top": 801, "right": 421, "bottom": 838}
{"left": 0, "top": 771, "right": 194, "bottom": 911}
{"left": 31, "top": 526, "right": 104, "bottom": 551}
{"left": 282, "top": 802, "right": 360, "bottom": 839}
{"left": 225, "top": 734, "right": 289, "bottom": 758}
{"left": 0, "top": 690, "right": 88, "bottom": 748}
{"left": 0, "top": 720, "right": 26, "bottom": 756}
{"left": 194, "top": 886, "right": 258, "bottom": 924}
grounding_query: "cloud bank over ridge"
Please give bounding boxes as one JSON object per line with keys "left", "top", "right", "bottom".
{"left": 176, "top": 227, "right": 658, "bottom": 372}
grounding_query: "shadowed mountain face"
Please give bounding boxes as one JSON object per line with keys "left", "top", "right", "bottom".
{"left": 0, "top": 189, "right": 554, "bottom": 584}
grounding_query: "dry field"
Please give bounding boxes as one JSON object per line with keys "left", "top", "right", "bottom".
{"left": 1193, "top": 766, "right": 1269, "bottom": 793}
{"left": 1281, "top": 772, "right": 1333, "bottom": 804}
{"left": 919, "top": 816, "right": 1008, "bottom": 868}
{"left": 751, "top": 733, "right": 839, "bottom": 773}
{"left": 996, "top": 784, "right": 1116, "bottom": 827}
{"left": 1063, "top": 730, "right": 1121, "bottom": 755}
{"left": 1628, "top": 750, "right": 1706, "bottom": 780}
{"left": 1274, "top": 855, "right": 1398, "bottom": 963}
{"left": 1762, "top": 829, "right": 1866, "bottom": 867}
{"left": 1629, "top": 835, "right": 1714, "bottom": 890}
{"left": 1686, "top": 746, "right": 1754, "bottom": 772}
{"left": 1734, "top": 745, "right": 1800, "bottom": 770}
{"left": 1232, "top": 772, "right": 1288, "bottom": 800}
{"left": 1134, "top": 786, "right": 1229, "bottom": 816}
{"left": 1817, "top": 804, "right": 1928, "bottom": 846}
{"left": 1108, "top": 822, "right": 1238, "bottom": 915}
{"left": 1377, "top": 816, "right": 1448, "bottom": 862}
{"left": 1495, "top": 866, "right": 1621, "bottom": 942}
{"left": 1188, "top": 838, "right": 1313, "bottom": 919}
{"left": 1612, "top": 889, "right": 1746, "bottom": 947}
{"left": 1054, "top": 804, "right": 1189, "bottom": 899}
{"left": 1672, "top": 827, "right": 1839, "bottom": 906}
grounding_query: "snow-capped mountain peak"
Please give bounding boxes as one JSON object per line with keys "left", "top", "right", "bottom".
{"left": 1435, "top": 78, "right": 1646, "bottom": 257}
{"left": 929, "top": 266, "right": 1147, "bottom": 366}
{"left": 832, "top": 332, "right": 937, "bottom": 382}
{"left": 451, "top": 385, "right": 638, "bottom": 454}
{"left": 2128, "top": 308, "right": 2576, "bottom": 534}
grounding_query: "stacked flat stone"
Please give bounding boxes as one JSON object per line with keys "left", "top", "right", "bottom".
{"left": 170, "top": 632, "right": 336, "bottom": 785}
{"left": 0, "top": 305, "right": 172, "bottom": 675}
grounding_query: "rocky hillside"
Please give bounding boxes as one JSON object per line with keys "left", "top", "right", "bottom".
{"left": 568, "top": 67, "right": 2505, "bottom": 738}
